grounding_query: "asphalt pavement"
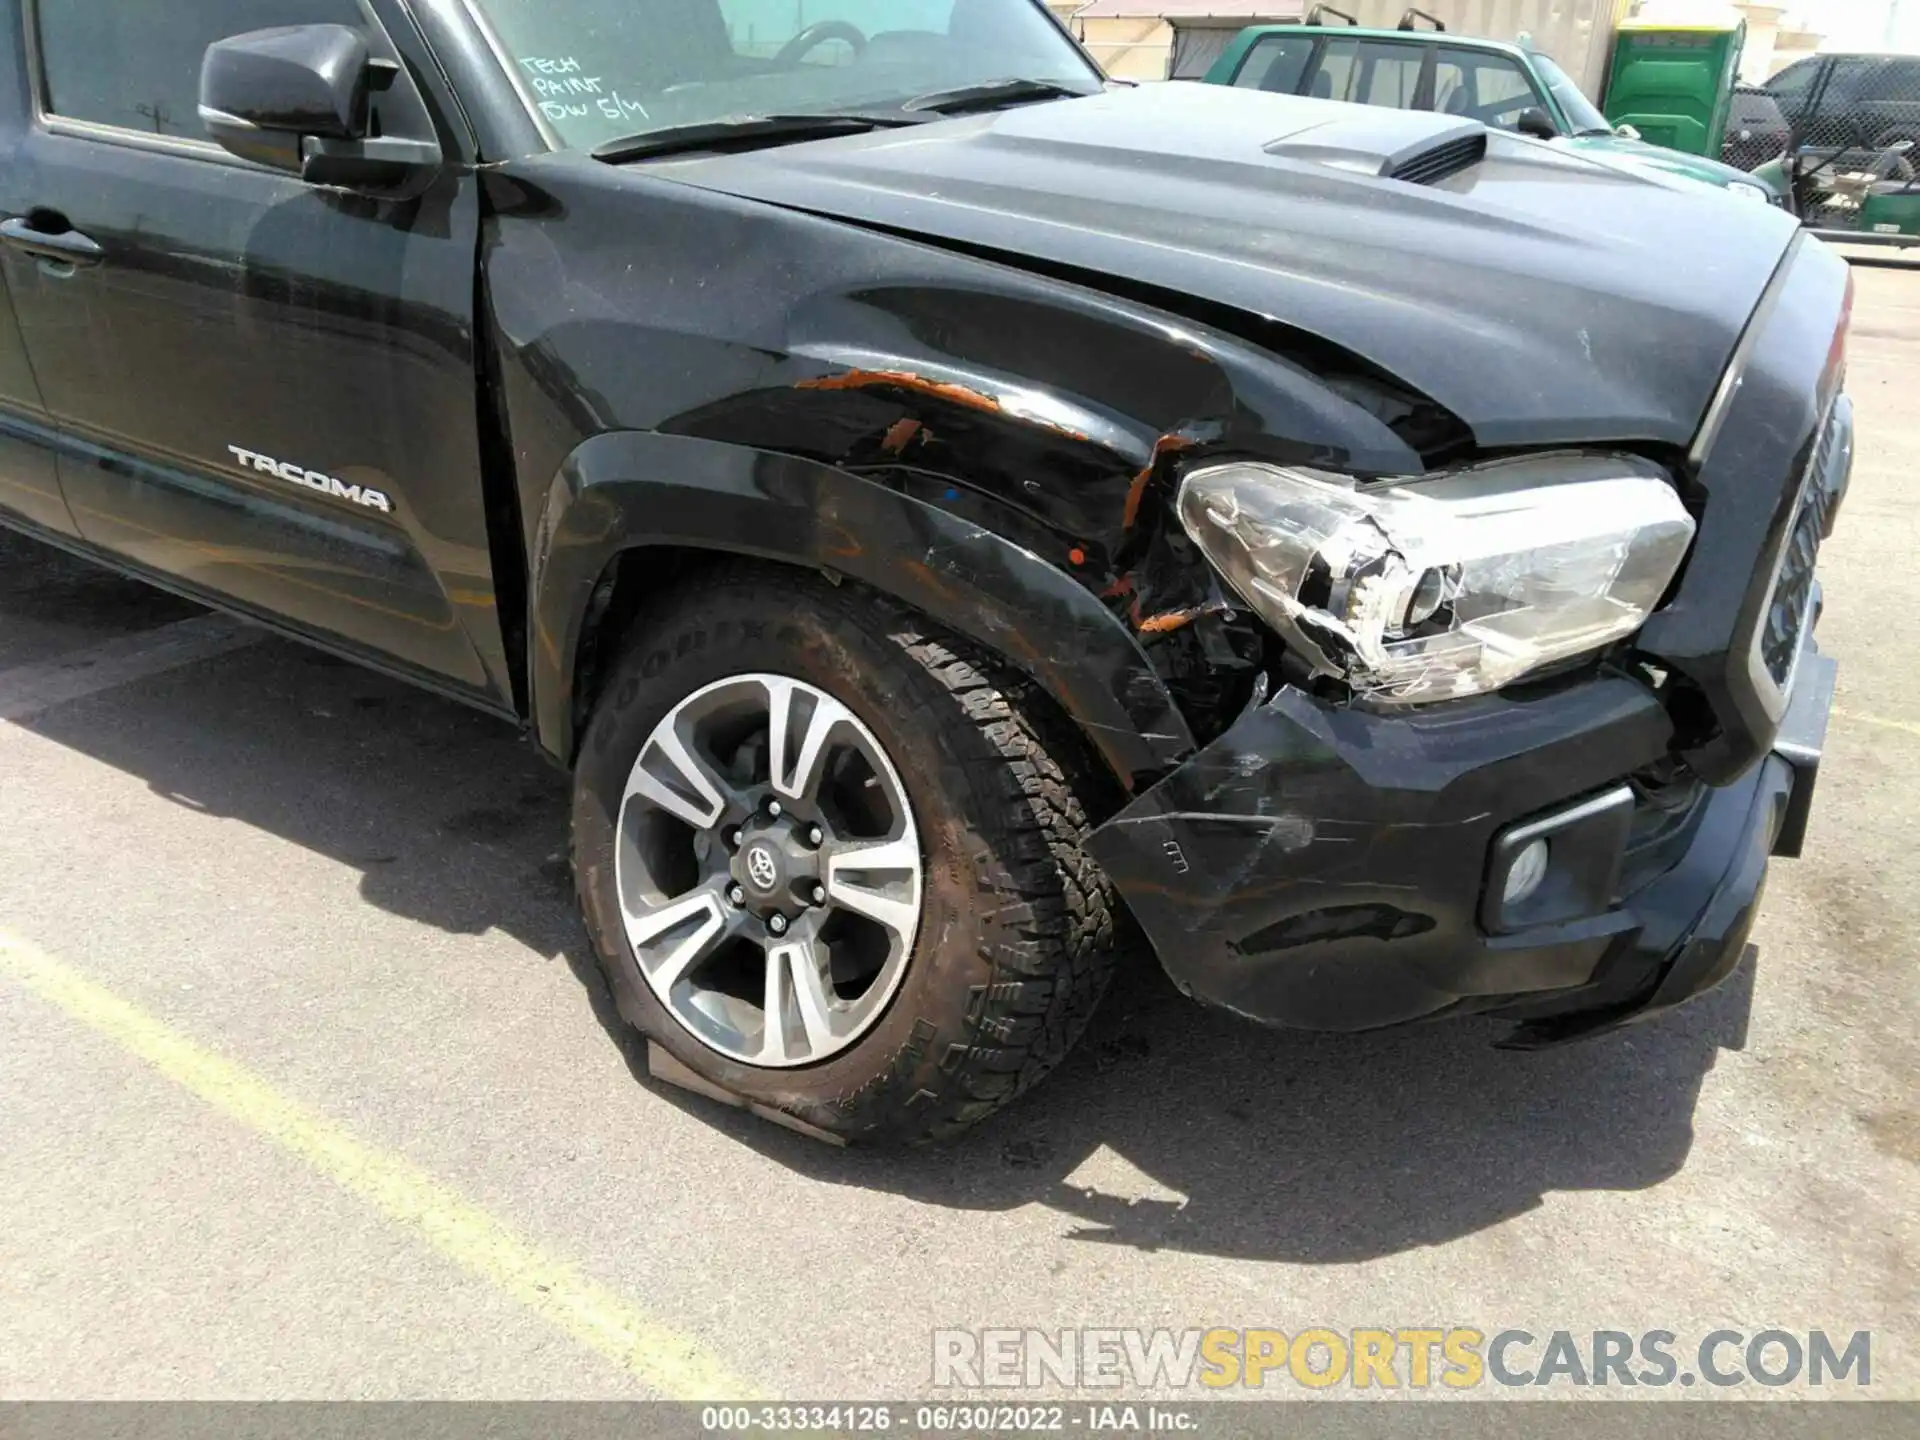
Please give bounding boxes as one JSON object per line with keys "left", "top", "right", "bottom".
{"left": 1, "top": 257, "right": 1916, "bottom": 1403}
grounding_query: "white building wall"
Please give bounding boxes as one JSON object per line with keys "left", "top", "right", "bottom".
{"left": 1075, "top": 16, "right": 1180, "bottom": 78}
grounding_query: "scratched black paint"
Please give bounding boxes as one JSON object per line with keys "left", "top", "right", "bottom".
{"left": 1088, "top": 677, "right": 1674, "bottom": 1031}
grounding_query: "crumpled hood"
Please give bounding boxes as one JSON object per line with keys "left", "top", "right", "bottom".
{"left": 654, "top": 82, "right": 1802, "bottom": 450}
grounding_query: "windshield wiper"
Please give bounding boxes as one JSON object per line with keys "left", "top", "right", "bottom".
{"left": 592, "top": 112, "right": 920, "bottom": 164}
{"left": 902, "top": 78, "right": 1095, "bottom": 115}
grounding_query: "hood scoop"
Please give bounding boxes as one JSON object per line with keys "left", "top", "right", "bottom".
{"left": 1387, "top": 130, "right": 1488, "bottom": 185}
{"left": 1265, "top": 115, "right": 1488, "bottom": 187}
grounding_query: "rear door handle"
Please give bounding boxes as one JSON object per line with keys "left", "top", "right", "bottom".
{"left": 0, "top": 216, "right": 104, "bottom": 268}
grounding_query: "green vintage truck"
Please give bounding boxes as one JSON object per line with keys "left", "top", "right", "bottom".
{"left": 1204, "top": 8, "right": 1784, "bottom": 205}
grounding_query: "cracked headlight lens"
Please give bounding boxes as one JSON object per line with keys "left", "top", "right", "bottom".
{"left": 1178, "top": 454, "right": 1696, "bottom": 704}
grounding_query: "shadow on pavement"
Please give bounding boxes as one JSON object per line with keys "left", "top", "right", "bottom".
{"left": 6, "top": 532, "right": 1752, "bottom": 1264}
{"left": 737, "top": 955, "right": 1752, "bottom": 1262}
{"left": 0, "top": 529, "right": 203, "bottom": 668}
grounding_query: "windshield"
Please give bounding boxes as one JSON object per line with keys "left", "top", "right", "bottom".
{"left": 468, "top": 0, "right": 1104, "bottom": 151}
{"left": 1530, "top": 53, "right": 1612, "bottom": 135}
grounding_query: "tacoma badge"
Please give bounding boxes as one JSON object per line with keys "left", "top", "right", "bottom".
{"left": 228, "top": 445, "right": 393, "bottom": 514}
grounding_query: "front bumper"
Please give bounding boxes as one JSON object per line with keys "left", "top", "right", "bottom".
{"left": 1086, "top": 641, "right": 1836, "bottom": 1046}
{"left": 1087, "top": 239, "right": 1853, "bottom": 1045}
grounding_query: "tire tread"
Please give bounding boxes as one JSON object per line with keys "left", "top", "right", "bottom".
{"left": 885, "top": 628, "right": 1119, "bottom": 1142}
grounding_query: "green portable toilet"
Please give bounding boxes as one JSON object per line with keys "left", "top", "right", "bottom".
{"left": 1603, "top": 15, "right": 1745, "bottom": 157}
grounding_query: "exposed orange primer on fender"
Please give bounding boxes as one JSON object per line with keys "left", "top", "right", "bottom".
{"left": 881, "top": 417, "right": 924, "bottom": 454}
{"left": 796, "top": 369, "right": 1004, "bottom": 415}
{"left": 797, "top": 370, "right": 1097, "bottom": 444}
{"left": 1135, "top": 601, "right": 1232, "bottom": 636}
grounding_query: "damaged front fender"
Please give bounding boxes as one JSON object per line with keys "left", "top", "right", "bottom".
{"left": 527, "top": 430, "right": 1197, "bottom": 789}
{"left": 484, "top": 158, "right": 1461, "bottom": 749}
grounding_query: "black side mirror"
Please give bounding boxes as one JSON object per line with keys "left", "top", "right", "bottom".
{"left": 200, "top": 25, "right": 439, "bottom": 190}
{"left": 200, "top": 26, "right": 370, "bottom": 167}
{"left": 1515, "top": 107, "right": 1558, "bottom": 141}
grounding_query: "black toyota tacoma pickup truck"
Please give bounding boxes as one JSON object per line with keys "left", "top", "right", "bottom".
{"left": 0, "top": 0, "right": 1849, "bottom": 1143}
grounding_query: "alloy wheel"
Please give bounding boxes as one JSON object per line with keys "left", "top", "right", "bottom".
{"left": 613, "top": 673, "right": 922, "bottom": 1067}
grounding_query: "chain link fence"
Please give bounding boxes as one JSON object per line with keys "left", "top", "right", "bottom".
{"left": 1723, "top": 53, "right": 1920, "bottom": 241}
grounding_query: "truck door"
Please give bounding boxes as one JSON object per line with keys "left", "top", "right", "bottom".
{"left": 0, "top": 0, "right": 513, "bottom": 707}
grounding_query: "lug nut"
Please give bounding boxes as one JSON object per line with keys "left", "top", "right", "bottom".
{"left": 727, "top": 884, "right": 745, "bottom": 908}
{"left": 806, "top": 825, "right": 823, "bottom": 847}
{"left": 767, "top": 799, "right": 783, "bottom": 819}
{"left": 810, "top": 883, "right": 827, "bottom": 906}
{"left": 768, "top": 913, "right": 789, "bottom": 935}
{"left": 725, "top": 828, "right": 741, "bottom": 850}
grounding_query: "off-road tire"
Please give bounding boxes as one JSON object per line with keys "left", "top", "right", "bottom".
{"left": 571, "top": 566, "right": 1120, "bottom": 1144}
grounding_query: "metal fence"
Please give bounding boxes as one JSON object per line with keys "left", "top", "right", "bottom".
{"left": 1723, "top": 52, "right": 1920, "bottom": 246}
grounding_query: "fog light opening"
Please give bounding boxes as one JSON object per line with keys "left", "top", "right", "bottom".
{"left": 1504, "top": 838, "right": 1550, "bottom": 908}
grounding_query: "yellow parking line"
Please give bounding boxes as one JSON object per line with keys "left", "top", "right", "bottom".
{"left": 1834, "top": 707, "right": 1920, "bottom": 741}
{"left": 0, "top": 928, "right": 756, "bottom": 1401}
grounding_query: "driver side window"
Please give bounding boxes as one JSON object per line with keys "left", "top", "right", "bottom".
{"left": 717, "top": 1, "right": 956, "bottom": 61}
{"left": 1434, "top": 48, "right": 1540, "bottom": 129}
{"left": 37, "top": 0, "right": 366, "bottom": 138}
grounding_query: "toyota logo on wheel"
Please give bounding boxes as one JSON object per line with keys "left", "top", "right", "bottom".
{"left": 745, "top": 843, "right": 780, "bottom": 892}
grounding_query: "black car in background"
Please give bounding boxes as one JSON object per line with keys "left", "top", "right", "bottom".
{"left": 1724, "top": 84, "right": 1791, "bottom": 171}
{"left": 1765, "top": 51, "right": 1920, "bottom": 151}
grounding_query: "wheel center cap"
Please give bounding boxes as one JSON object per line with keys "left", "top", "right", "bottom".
{"left": 744, "top": 842, "right": 782, "bottom": 893}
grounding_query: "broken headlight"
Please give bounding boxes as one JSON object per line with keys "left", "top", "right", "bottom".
{"left": 1177, "top": 454, "right": 1696, "bottom": 704}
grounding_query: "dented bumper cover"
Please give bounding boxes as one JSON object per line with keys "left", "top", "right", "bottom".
{"left": 1087, "top": 644, "right": 1836, "bottom": 1045}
